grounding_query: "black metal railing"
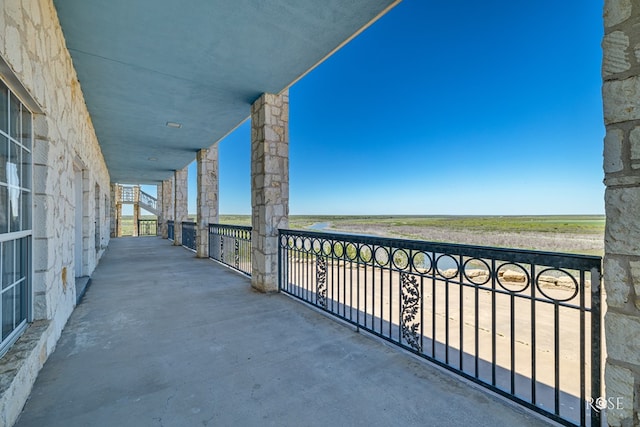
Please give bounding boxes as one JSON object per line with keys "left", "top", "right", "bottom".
{"left": 278, "top": 229, "right": 601, "bottom": 427}
{"left": 182, "top": 221, "right": 196, "bottom": 251}
{"left": 137, "top": 219, "right": 157, "bottom": 236}
{"left": 167, "top": 220, "right": 174, "bottom": 241}
{"left": 209, "top": 224, "right": 252, "bottom": 276}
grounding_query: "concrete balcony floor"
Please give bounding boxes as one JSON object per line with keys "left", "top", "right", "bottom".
{"left": 15, "top": 237, "right": 550, "bottom": 427}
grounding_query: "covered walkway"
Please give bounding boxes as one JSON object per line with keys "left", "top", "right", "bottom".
{"left": 15, "top": 238, "right": 549, "bottom": 426}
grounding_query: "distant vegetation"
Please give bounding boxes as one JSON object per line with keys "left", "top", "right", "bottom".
{"left": 219, "top": 214, "right": 605, "bottom": 256}
{"left": 120, "top": 214, "right": 605, "bottom": 256}
{"left": 303, "top": 215, "right": 605, "bottom": 234}
{"left": 219, "top": 214, "right": 604, "bottom": 234}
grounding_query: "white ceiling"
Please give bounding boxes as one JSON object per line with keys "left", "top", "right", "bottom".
{"left": 53, "top": 0, "right": 399, "bottom": 183}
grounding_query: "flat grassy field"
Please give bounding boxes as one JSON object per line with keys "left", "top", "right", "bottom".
{"left": 119, "top": 215, "right": 168, "bottom": 236}
{"left": 121, "top": 214, "right": 604, "bottom": 255}
{"left": 219, "top": 214, "right": 605, "bottom": 255}
{"left": 218, "top": 214, "right": 604, "bottom": 233}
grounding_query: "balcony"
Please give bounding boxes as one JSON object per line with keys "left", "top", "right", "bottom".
{"left": 15, "top": 237, "right": 551, "bottom": 426}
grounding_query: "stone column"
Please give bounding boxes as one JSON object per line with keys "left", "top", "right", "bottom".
{"left": 110, "top": 183, "right": 118, "bottom": 238}
{"left": 173, "top": 167, "right": 188, "bottom": 246}
{"left": 115, "top": 203, "right": 122, "bottom": 237}
{"left": 156, "top": 184, "right": 163, "bottom": 236}
{"left": 250, "top": 90, "right": 289, "bottom": 292}
{"left": 602, "top": 2, "right": 640, "bottom": 425}
{"left": 161, "top": 177, "right": 174, "bottom": 239}
{"left": 196, "top": 145, "right": 219, "bottom": 258}
{"left": 132, "top": 203, "right": 140, "bottom": 237}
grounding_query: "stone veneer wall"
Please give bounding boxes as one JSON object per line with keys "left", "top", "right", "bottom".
{"left": 602, "top": 0, "right": 640, "bottom": 425}
{"left": 110, "top": 183, "right": 118, "bottom": 238}
{"left": 173, "top": 167, "right": 188, "bottom": 246}
{"left": 250, "top": 91, "right": 289, "bottom": 292}
{"left": 156, "top": 184, "right": 162, "bottom": 236}
{"left": 0, "top": 0, "right": 110, "bottom": 425}
{"left": 160, "top": 177, "right": 174, "bottom": 239}
{"left": 196, "top": 146, "right": 219, "bottom": 258}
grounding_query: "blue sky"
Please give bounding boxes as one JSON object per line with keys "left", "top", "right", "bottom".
{"left": 148, "top": 0, "right": 605, "bottom": 216}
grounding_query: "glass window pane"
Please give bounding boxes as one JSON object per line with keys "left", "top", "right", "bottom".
{"left": 0, "top": 135, "right": 7, "bottom": 186}
{"left": 2, "top": 240, "right": 15, "bottom": 288}
{"left": 21, "top": 148, "right": 31, "bottom": 191}
{"left": 9, "top": 94, "right": 20, "bottom": 140}
{"left": 2, "top": 287, "right": 14, "bottom": 339}
{"left": 16, "top": 237, "right": 25, "bottom": 282}
{"left": 7, "top": 142, "right": 20, "bottom": 232}
{"left": 18, "top": 279, "right": 27, "bottom": 325}
{"left": 21, "top": 191, "right": 31, "bottom": 232}
{"left": 9, "top": 140, "right": 19, "bottom": 184}
{"left": 8, "top": 191, "right": 19, "bottom": 233}
{"left": 0, "top": 186, "right": 8, "bottom": 235}
{"left": 21, "top": 109, "right": 31, "bottom": 150}
{"left": 0, "top": 84, "right": 7, "bottom": 134}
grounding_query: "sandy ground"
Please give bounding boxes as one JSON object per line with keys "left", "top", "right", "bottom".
{"left": 282, "top": 254, "right": 598, "bottom": 424}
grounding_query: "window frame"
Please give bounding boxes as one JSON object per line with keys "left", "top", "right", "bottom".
{"left": 0, "top": 77, "right": 33, "bottom": 359}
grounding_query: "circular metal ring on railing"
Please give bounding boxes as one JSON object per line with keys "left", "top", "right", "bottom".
{"left": 535, "top": 268, "right": 580, "bottom": 302}
{"left": 359, "top": 244, "right": 373, "bottom": 263}
{"left": 303, "top": 237, "right": 312, "bottom": 251}
{"left": 391, "top": 248, "right": 410, "bottom": 270}
{"left": 332, "top": 241, "right": 344, "bottom": 258}
{"left": 280, "top": 235, "right": 289, "bottom": 248}
{"left": 295, "top": 237, "right": 304, "bottom": 250}
{"left": 436, "top": 254, "right": 459, "bottom": 279}
{"left": 312, "top": 238, "right": 322, "bottom": 255}
{"left": 463, "top": 258, "right": 492, "bottom": 285}
{"left": 410, "top": 251, "right": 433, "bottom": 275}
{"left": 321, "top": 240, "right": 332, "bottom": 256}
{"left": 496, "top": 262, "right": 530, "bottom": 293}
{"left": 345, "top": 242, "right": 358, "bottom": 261}
{"left": 374, "top": 247, "right": 390, "bottom": 267}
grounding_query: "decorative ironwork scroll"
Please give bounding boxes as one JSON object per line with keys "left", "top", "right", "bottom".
{"left": 234, "top": 239, "right": 240, "bottom": 269}
{"left": 401, "top": 272, "right": 421, "bottom": 352}
{"left": 316, "top": 256, "right": 327, "bottom": 309}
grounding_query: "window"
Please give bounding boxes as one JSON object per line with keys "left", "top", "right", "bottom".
{"left": 0, "top": 78, "right": 32, "bottom": 357}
